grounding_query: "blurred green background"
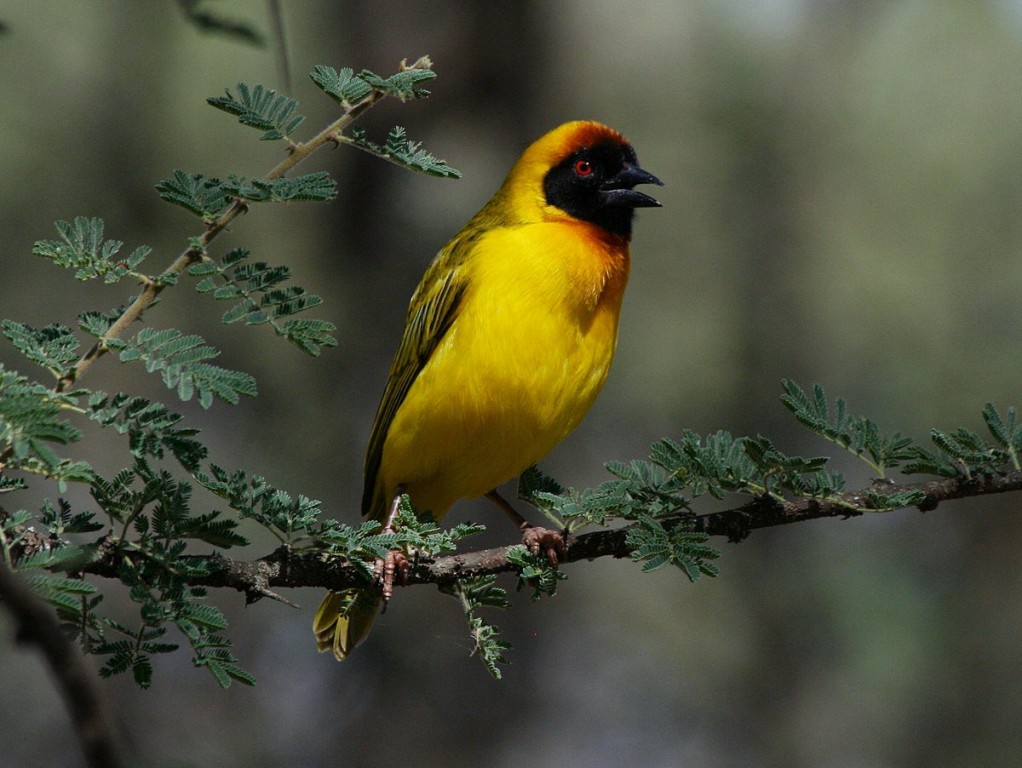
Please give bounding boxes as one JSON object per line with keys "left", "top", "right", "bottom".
{"left": 1, "top": 1, "right": 1020, "bottom": 766}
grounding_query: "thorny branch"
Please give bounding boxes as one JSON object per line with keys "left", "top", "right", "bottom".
{"left": 71, "top": 469, "right": 1022, "bottom": 598}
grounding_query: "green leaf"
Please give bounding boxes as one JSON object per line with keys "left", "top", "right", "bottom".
{"left": 155, "top": 171, "right": 232, "bottom": 220}
{"left": 360, "top": 66, "right": 437, "bottom": 101}
{"left": 0, "top": 364, "right": 85, "bottom": 477}
{"left": 309, "top": 66, "right": 374, "bottom": 106}
{"left": 277, "top": 318, "right": 338, "bottom": 356}
{"left": 863, "top": 487, "right": 928, "bottom": 511}
{"left": 780, "top": 380, "right": 915, "bottom": 476}
{"left": 201, "top": 656, "right": 257, "bottom": 688}
{"left": 1, "top": 321, "right": 80, "bottom": 378}
{"left": 207, "top": 82, "right": 304, "bottom": 141}
{"left": 33, "top": 216, "right": 111, "bottom": 269}
{"left": 78, "top": 304, "right": 128, "bottom": 338}
{"left": 132, "top": 655, "right": 154, "bottom": 688}
{"left": 118, "top": 328, "right": 257, "bottom": 408}
{"left": 23, "top": 574, "right": 97, "bottom": 613}
{"left": 310, "top": 62, "right": 436, "bottom": 106}
{"left": 743, "top": 436, "right": 829, "bottom": 475}
{"left": 188, "top": 248, "right": 337, "bottom": 356}
{"left": 982, "top": 403, "right": 1022, "bottom": 470}
{"left": 86, "top": 392, "right": 207, "bottom": 471}
{"left": 625, "top": 516, "right": 720, "bottom": 580}
{"left": 347, "top": 125, "right": 461, "bottom": 178}
{"left": 468, "top": 616, "right": 510, "bottom": 679}
{"left": 742, "top": 435, "right": 844, "bottom": 498}
{"left": 15, "top": 544, "right": 96, "bottom": 572}
{"left": 0, "top": 475, "right": 27, "bottom": 492}
{"left": 32, "top": 217, "right": 152, "bottom": 283}
{"left": 506, "top": 546, "right": 565, "bottom": 599}
{"left": 906, "top": 427, "right": 1005, "bottom": 476}
{"left": 95, "top": 623, "right": 177, "bottom": 690}
{"left": 177, "top": 602, "right": 228, "bottom": 632}
{"left": 310, "top": 495, "right": 478, "bottom": 575}
{"left": 38, "top": 497, "right": 102, "bottom": 535}
{"left": 196, "top": 465, "right": 323, "bottom": 540}
{"left": 440, "top": 576, "right": 512, "bottom": 679}
{"left": 177, "top": 510, "right": 248, "bottom": 548}
{"left": 518, "top": 465, "right": 565, "bottom": 506}
{"left": 649, "top": 430, "right": 755, "bottom": 500}
{"left": 221, "top": 172, "right": 336, "bottom": 203}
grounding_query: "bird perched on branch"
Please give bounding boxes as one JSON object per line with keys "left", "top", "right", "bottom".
{"left": 314, "top": 120, "right": 662, "bottom": 660}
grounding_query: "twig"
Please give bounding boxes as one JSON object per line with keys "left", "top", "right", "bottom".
{"left": 0, "top": 66, "right": 397, "bottom": 468}
{"left": 54, "top": 89, "right": 381, "bottom": 396}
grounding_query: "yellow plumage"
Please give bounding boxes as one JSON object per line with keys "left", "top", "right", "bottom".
{"left": 379, "top": 221, "right": 628, "bottom": 515}
{"left": 315, "top": 121, "right": 661, "bottom": 659}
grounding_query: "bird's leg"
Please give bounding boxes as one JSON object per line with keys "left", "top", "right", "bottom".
{"left": 374, "top": 491, "right": 410, "bottom": 605}
{"left": 485, "top": 490, "right": 565, "bottom": 566}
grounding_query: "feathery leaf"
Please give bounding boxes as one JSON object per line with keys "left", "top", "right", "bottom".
{"left": 207, "top": 82, "right": 304, "bottom": 141}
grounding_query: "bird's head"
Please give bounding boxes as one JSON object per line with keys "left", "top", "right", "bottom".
{"left": 499, "top": 121, "right": 663, "bottom": 240}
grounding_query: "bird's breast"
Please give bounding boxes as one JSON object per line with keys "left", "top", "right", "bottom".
{"left": 450, "top": 221, "right": 628, "bottom": 422}
{"left": 381, "top": 221, "right": 630, "bottom": 515}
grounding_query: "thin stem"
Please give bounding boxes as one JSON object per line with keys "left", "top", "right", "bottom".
{"left": 52, "top": 88, "right": 385, "bottom": 398}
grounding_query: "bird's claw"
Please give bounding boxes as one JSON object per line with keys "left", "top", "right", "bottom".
{"left": 374, "top": 550, "right": 410, "bottom": 605}
{"left": 521, "top": 526, "right": 566, "bottom": 566}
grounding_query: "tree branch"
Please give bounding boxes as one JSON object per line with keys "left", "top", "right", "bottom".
{"left": 0, "top": 560, "right": 124, "bottom": 768}
{"left": 78, "top": 470, "right": 1022, "bottom": 597}
{"left": 53, "top": 87, "right": 382, "bottom": 396}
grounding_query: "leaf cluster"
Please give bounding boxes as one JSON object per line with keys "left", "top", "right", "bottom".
{"left": 780, "top": 379, "right": 915, "bottom": 476}
{"left": 311, "top": 495, "right": 485, "bottom": 581}
{"left": 903, "top": 410, "right": 1021, "bottom": 477}
{"left": 0, "top": 58, "right": 462, "bottom": 689}
{"left": 506, "top": 545, "right": 568, "bottom": 597}
{"left": 32, "top": 217, "right": 152, "bottom": 285}
{"left": 113, "top": 328, "right": 257, "bottom": 408}
{"left": 517, "top": 382, "right": 1022, "bottom": 590}
{"left": 207, "top": 83, "right": 303, "bottom": 141}
{"left": 439, "top": 575, "right": 512, "bottom": 679}
{"left": 187, "top": 248, "right": 337, "bottom": 356}
{"left": 207, "top": 60, "right": 460, "bottom": 180}
{"left": 781, "top": 381, "right": 1020, "bottom": 491}
{"left": 156, "top": 171, "right": 337, "bottom": 221}
{"left": 0, "top": 365, "right": 91, "bottom": 488}
{"left": 310, "top": 61, "right": 436, "bottom": 106}
{"left": 347, "top": 125, "right": 462, "bottom": 178}
{"left": 195, "top": 464, "right": 323, "bottom": 544}
{"left": 520, "top": 455, "right": 721, "bottom": 579}
{"left": 1, "top": 459, "right": 254, "bottom": 688}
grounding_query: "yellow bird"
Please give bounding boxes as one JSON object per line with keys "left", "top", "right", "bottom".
{"left": 314, "top": 121, "right": 662, "bottom": 660}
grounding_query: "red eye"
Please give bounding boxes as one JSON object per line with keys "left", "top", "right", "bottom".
{"left": 574, "top": 159, "right": 593, "bottom": 177}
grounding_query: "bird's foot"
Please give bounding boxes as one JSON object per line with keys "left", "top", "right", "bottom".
{"left": 485, "top": 489, "right": 567, "bottom": 566}
{"left": 521, "top": 525, "right": 566, "bottom": 566}
{"left": 374, "top": 549, "right": 410, "bottom": 605}
{"left": 372, "top": 490, "right": 411, "bottom": 606}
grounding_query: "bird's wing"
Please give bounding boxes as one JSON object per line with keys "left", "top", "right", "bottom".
{"left": 360, "top": 234, "right": 476, "bottom": 518}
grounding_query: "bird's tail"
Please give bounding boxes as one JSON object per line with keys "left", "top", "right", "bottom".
{"left": 313, "top": 589, "right": 381, "bottom": 661}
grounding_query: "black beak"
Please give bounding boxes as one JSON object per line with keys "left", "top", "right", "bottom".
{"left": 600, "top": 163, "right": 664, "bottom": 208}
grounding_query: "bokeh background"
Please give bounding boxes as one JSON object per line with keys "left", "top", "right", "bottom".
{"left": 1, "top": 1, "right": 1021, "bottom": 766}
